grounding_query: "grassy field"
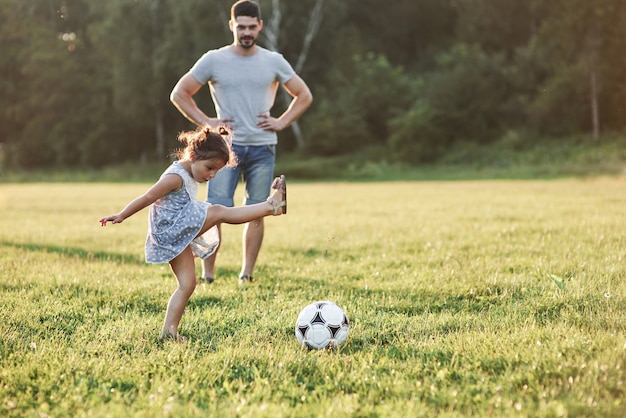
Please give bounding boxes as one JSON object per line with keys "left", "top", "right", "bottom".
{"left": 1, "top": 179, "right": 625, "bottom": 417}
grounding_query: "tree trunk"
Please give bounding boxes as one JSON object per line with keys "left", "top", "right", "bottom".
{"left": 586, "top": 26, "right": 601, "bottom": 142}
{"left": 156, "top": 107, "right": 165, "bottom": 158}
{"left": 590, "top": 64, "right": 599, "bottom": 141}
{"left": 294, "top": 0, "right": 324, "bottom": 74}
{"left": 264, "top": 0, "right": 324, "bottom": 149}
{"left": 151, "top": 0, "right": 166, "bottom": 158}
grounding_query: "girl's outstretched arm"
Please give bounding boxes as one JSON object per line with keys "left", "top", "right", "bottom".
{"left": 99, "top": 174, "right": 182, "bottom": 226}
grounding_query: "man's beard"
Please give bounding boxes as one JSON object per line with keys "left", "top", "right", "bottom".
{"left": 239, "top": 36, "right": 256, "bottom": 49}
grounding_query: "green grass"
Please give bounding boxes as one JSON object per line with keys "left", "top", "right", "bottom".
{"left": 1, "top": 179, "right": 625, "bottom": 417}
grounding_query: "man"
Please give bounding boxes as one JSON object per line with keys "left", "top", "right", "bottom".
{"left": 170, "top": 0, "right": 312, "bottom": 285}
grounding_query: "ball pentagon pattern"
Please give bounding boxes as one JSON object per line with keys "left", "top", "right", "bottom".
{"left": 295, "top": 301, "right": 349, "bottom": 350}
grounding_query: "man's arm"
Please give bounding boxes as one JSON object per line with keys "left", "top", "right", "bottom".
{"left": 257, "top": 75, "right": 313, "bottom": 132}
{"left": 170, "top": 72, "right": 233, "bottom": 127}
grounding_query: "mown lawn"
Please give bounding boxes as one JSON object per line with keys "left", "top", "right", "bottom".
{"left": 1, "top": 179, "right": 624, "bottom": 417}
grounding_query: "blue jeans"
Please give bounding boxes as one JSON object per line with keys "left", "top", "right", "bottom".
{"left": 207, "top": 144, "right": 276, "bottom": 206}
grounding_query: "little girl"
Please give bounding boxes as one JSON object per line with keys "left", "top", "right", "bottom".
{"left": 99, "top": 126, "right": 286, "bottom": 341}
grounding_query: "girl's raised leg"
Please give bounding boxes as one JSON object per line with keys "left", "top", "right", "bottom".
{"left": 199, "top": 176, "right": 286, "bottom": 234}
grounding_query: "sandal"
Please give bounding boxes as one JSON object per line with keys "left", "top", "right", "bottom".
{"left": 267, "top": 175, "right": 287, "bottom": 216}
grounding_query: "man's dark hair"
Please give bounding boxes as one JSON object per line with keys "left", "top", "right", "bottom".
{"left": 231, "top": 1, "right": 261, "bottom": 21}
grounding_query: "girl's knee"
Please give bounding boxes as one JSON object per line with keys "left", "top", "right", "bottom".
{"left": 174, "top": 273, "right": 197, "bottom": 297}
{"left": 180, "top": 280, "right": 197, "bottom": 296}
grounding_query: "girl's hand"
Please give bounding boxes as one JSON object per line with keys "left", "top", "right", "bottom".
{"left": 98, "top": 173, "right": 180, "bottom": 227}
{"left": 99, "top": 215, "right": 124, "bottom": 226}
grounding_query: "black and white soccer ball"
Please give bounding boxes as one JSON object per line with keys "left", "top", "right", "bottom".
{"left": 295, "top": 301, "right": 349, "bottom": 350}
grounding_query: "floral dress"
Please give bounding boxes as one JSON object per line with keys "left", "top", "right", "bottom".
{"left": 145, "top": 161, "right": 219, "bottom": 263}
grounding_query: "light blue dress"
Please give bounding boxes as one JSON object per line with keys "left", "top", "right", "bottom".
{"left": 145, "top": 161, "right": 219, "bottom": 264}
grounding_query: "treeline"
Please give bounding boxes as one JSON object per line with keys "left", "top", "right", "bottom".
{"left": 1, "top": 0, "right": 625, "bottom": 169}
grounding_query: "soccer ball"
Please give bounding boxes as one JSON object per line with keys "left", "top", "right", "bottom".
{"left": 295, "top": 301, "right": 350, "bottom": 350}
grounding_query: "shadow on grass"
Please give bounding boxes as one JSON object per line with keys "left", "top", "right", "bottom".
{"left": 187, "top": 295, "right": 224, "bottom": 310}
{"left": 1, "top": 240, "right": 143, "bottom": 265}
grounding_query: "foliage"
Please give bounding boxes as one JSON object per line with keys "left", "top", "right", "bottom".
{"left": 1, "top": 180, "right": 625, "bottom": 416}
{"left": 453, "top": 0, "right": 534, "bottom": 54}
{"left": 302, "top": 53, "right": 414, "bottom": 156}
{"left": 527, "top": 0, "right": 626, "bottom": 134}
{"left": 1, "top": 133, "right": 624, "bottom": 182}
{"left": 1, "top": 0, "right": 626, "bottom": 168}
{"left": 388, "top": 44, "right": 515, "bottom": 163}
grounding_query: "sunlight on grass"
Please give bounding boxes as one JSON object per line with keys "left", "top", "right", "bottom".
{"left": 1, "top": 179, "right": 625, "bottom": 416}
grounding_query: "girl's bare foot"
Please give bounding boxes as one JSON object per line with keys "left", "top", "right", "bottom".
{"left": 159, "top": 331, "right": 188, "bottom": 342}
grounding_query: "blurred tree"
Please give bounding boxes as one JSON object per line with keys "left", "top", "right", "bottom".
{"left": 2, "top": 0, "right": 625, "bottom": 169}
{"left": 389, "top": 44, "right": 514, "bottom": 163}
{"left": 342, "top": 0, "right": 456, "bottom": 70}
{"left": 453, "top": 0, "right": 535, "bottom": 54}
{"left": 0, "top": 0, "right": 112, "bottom": 167}
{"left": 528, "top": 0, "right": 626, "bottom": 139}
{"left": 0, "top": 0, "right": 30, "bottom": 159}
{"left": 261, "top": 0, "right": 325, "bottom": 149}
{"left": 89, "top": 0, "right": 168, "bottom": 160}
{"left": 302, "top": 53, "right": 414, "bottom": 156}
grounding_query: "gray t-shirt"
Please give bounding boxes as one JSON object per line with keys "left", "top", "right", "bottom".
{"left": 190, "top": 46, "right": 296, "bottom": 146}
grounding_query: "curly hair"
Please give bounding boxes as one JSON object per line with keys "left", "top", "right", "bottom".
{"left": 174, "top": 126, "right": 237, "bottom": 167}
